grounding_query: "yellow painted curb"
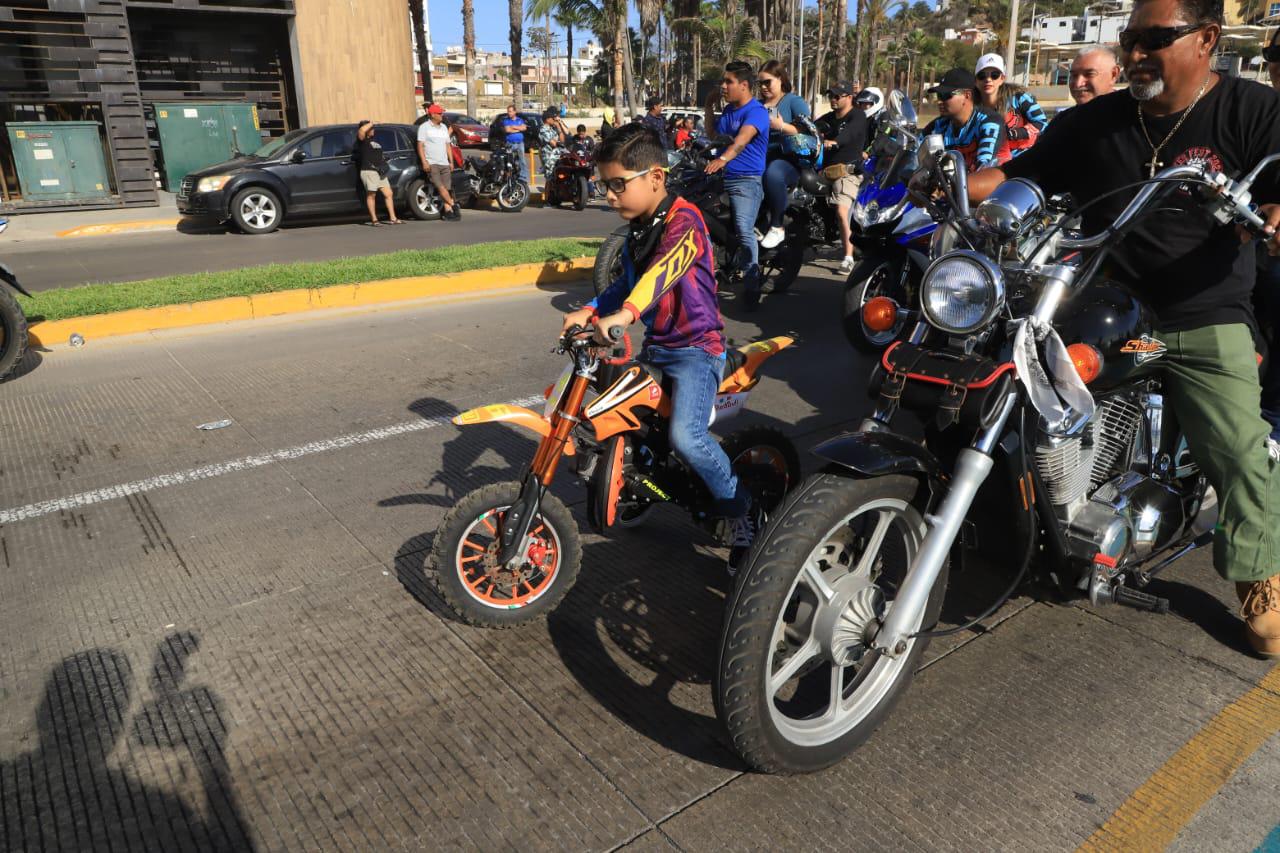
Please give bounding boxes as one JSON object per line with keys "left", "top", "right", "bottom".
{"left": 29, "top": 256, "right": 595, "bottom": 347}
{"left": 56, "top": 218, "right": 181, "bottom": 238}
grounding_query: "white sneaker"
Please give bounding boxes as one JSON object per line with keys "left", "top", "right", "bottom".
{"left": 753, "top": 228, "right": 765, "bottom": 243}
{"left": 759, "top": 226, "right": 786, "bottom": 249}
{"left": 1269, "top": 437, "right": 1280, "bottom": 462}
{"left": 839, "top": 255, "right": 856, "bottom": 274}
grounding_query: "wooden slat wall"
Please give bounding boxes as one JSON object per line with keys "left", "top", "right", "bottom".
{"left": 0, "top": 0, "right": 156, "bottom": 208}
{"left": 291, "top": 0, "right": 416, "bottom": 126}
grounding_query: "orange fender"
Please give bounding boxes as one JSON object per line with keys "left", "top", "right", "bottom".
{"left": 452, "top": 404, "right": 575, "bottom": 456}
{"left": 719, "top": 336, "right": 795, "bottom": 394}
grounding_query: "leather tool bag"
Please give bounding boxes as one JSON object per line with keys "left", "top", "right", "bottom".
{"left": 872, "top": 342, "right": 1016, "bottom": 430}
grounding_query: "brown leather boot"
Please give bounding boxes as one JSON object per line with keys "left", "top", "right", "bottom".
{"left": 1236, "top": 575, "right": 1280, "bottom": 658}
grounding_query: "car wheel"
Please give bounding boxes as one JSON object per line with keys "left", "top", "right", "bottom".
{"left": 407, "top": 178, "right": 443, "bottom": 221}
{"left": 230, "top": 188, "right": 282, "bottom": 235}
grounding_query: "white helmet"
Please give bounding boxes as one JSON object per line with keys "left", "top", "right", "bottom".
{"left": 856, "top": 87, "right": 885, "bottom": 119}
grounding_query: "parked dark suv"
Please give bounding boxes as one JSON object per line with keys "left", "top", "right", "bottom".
{"left": 177, "top": 123, "right": 471, "bottom": 234}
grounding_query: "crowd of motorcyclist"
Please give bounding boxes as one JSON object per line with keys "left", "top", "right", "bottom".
{"left": 569, "top": 1, "right": 1280, "bottom": 659}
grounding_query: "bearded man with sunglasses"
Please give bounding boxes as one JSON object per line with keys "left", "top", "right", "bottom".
{"left": 968, "top": 0, "right": 1280, "bottom": 657}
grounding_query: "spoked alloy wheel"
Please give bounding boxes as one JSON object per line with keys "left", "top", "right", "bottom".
{"left": 716, "top": 473, "right": 947, "bottom": 773}
{"left": 497, "top": 180, "right": 529, "bottom": 212}
{"left": 430, "top": 482, "right": 582, "bottom": 627}
{"left": 231, "top": 188, "right": 281, "bottom": 234}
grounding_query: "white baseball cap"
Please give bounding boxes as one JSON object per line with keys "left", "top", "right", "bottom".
{"left": 975, "top": 53, "right": 1006, "bottom": 76}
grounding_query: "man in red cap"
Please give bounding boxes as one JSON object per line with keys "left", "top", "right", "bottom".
{"left": 417, "top": 103, "right": 462, "bottom": 220}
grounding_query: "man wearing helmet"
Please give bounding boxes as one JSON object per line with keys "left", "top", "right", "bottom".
{"left": 856, "top": 87, "right": 886, "bottom": 149}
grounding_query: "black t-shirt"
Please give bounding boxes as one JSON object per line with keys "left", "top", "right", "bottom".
{"left": 816, "top": 108, "right": 869, "bottom": 169}
{"left": 355, "top": 137, "right": 388, "bottom": 175}
{"left": 1004, "top": 74, "right": 1280, "bottom": 331}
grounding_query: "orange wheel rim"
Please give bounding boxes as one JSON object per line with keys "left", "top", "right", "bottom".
{"left": 453, "top": 506, "right": 561, "bottom": 609}
{"left": 733, "top": 446, "right": 791, "bottom": 489}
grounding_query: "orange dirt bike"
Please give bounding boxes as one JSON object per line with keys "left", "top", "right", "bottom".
{"left": 429, "top": 324, "right": 801, "bottom": 627}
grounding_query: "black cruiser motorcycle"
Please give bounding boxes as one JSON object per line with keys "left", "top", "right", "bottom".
{"left": 714, "top": 138, "right": 1279, "bottom": 773}
{"left": 463, "top": 146, "right": 529, "bottom": 212}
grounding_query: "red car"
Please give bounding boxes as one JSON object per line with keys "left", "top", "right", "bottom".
{"left": 413, "top": 112, "right": 489, "bottom": 148}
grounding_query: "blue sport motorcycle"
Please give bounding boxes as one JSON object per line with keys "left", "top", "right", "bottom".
{"left": 843, "top": 92, "right": 938, "bottom": 353}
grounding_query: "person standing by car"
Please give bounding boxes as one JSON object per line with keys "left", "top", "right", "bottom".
{"left": 501, "top": 105, "right": 530, "bottom": 185}
{"left": 758, "top": 59, "right": 815, "bottom": 250}
{"left": 706, "top": 61, "right": 771, "bottom": 311}
{"left": 354, "top": 120, "right": 402, "bottom": 226}
{"left": 816, "top": 81, "right": 869, "bottom": 274}
{"left": 417, "top": 104, "right": 461, "bottom": 221}
{"left": 973, "top": 53, "right": 1048, "bottom": 158}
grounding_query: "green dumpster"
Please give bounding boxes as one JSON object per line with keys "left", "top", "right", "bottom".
{"left": 153, "top": 103, "right": 262, "bottom": 192}
{"left": 5, "top": 122, "right": 111, "bottom": 202}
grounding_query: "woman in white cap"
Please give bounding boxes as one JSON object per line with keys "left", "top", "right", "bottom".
{"left": 972, "top": 53, "right": 1048, "bottom": 159}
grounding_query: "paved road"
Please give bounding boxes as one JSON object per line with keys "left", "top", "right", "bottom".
{"left": 5, "top": 201, "right": 620, "bottom": 292}
{"left": 0, "top": 267, "right": 1277, "bottom": 851}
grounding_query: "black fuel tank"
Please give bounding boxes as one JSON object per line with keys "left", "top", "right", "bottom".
{"left": 1054, "top": 280, "right": 1164, "bottom": 392}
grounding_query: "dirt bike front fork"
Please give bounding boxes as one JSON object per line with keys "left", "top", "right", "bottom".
{"left": 497, "top": 472, "right": 544, "bottom": 566}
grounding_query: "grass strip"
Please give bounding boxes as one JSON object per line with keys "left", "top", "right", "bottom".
{"left": 20, "top": 237, "right": 602, "bottom": 323}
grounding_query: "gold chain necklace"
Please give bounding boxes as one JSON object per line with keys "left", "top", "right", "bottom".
{"left": 1137, "top": 75, "right": 1211, "bottom": 178}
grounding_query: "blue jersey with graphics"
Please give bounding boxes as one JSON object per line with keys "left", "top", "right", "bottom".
{"left": 921, "top": 107, "right": 1008, "bottom": 171}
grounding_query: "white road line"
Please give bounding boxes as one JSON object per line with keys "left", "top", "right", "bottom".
{"left": 0, "top": 395, "right": 546, "bottom": 525}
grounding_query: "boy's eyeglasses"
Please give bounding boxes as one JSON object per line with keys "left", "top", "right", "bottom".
{"left": 598, "top": 167, "right": 658, "bottom": 193}
{"left": 976, "top": 70, "right": 1002, "bottom": 81}
{"left": 1118, "top": 23, "right": 1205, "bottom": 53}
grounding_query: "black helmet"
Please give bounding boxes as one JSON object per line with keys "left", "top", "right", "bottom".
{"left": 542, "top": 106, "right": 559, "bottom": 120}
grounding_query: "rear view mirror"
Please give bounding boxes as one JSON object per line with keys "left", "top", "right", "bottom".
{"left": 290, "top": 149, "right": 307, "bottom": 164}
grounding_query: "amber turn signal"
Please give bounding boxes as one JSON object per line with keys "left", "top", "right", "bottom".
{"left": 862, "top": 296, "right": 899, "bottom": 333}
{"left": 1067, "top": 343, "right": 1102, "bottom": 384}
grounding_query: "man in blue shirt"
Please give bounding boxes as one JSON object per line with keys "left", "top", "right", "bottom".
{"left": 501, "top": 104, "right": 529, "bottom": 185}
{"left": 706, "top": 61, "right": 771, "bottom": 310}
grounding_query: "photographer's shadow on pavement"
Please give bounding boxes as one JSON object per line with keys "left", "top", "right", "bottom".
{"left": 1, "top": 639, "right": 253, "bottom": 851}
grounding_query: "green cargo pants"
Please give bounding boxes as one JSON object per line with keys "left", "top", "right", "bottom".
{"left": 1157, "top": 323, "right": 1279, "bottom": 582}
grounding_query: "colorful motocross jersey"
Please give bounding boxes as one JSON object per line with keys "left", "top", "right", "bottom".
{"left": 1002, "top": 90, "right": 1049, "bottom": 158}
{"left": 921, "top": 108, "right": 1009, "bottom": 171}
{"left": 589, "top": 195, "right": 725, "bottom": 356}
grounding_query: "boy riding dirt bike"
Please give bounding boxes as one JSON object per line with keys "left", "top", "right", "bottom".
{"left": 562, "top": 124, "right": 759, "bottom": 572}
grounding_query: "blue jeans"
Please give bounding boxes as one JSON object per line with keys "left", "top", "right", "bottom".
{"left": 642, "top": 345, "right": 745, "bottom": 517}
{"left": 508, "top": 141, "right": 528, "bottom": 184}
{"left": 763, "top": 158, "right": 799, "bottom": 229}
{"left": 724, "top": 175, "right": 764, "bottom": 291}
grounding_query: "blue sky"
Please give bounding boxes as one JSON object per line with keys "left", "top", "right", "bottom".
{"left": 425, "top": 0, "right": 598, "bottom": 53}
{"left": 422, "top": 0, "right": 859, "bottom": 55}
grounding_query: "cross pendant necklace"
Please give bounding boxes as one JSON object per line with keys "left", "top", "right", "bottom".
{"left": 1137, "top": 75, "right": 1211, "bottom": 179}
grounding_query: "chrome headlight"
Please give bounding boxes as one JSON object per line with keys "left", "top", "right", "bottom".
{"left": 974, "top": 178, "right": 1045, "bottom": 240}
{"left": 920, "top": 251, "right": 1005, "bottom": 335}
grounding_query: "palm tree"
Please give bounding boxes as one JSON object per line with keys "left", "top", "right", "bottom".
{"left": 463, "top": 0, "right": 478, "bottom": 115}
{"left": 509, "top": 0, "right": 525, "bottom": 108}
{"left": 860, "top": 0, "right": 902, "bottom": 86}
{"left": 409, "top": 0, "right": 433, "bottom": 103}
{"left": 670, "top": 0, "right": 769, "bottom": 79}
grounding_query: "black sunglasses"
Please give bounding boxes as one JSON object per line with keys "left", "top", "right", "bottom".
{"left": 1118, "top": 23, "right": 1205, "bottom": 53}
{"left": 1265, "top": 44, "right": 1280, "bottom": 62}
{"left": 976, "top": 70, "right": 1002, "bottom": 81}
{"left": 934, "top": 90, "right": 959, "bottom": 101}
